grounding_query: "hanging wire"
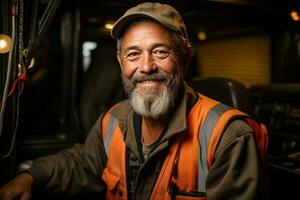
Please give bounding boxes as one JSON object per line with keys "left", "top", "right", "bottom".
{"left": 0, "top": 0, "right": 25, "bottom": 158}
{"left": 1, "top": 82, "right": 23, "bottom": 158}
{"left": 0, "top": 5, "right": 16, "bottom": 142}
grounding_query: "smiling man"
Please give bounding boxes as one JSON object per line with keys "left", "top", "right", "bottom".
{"left": 119, "top": 20, "right": 185, "bottom": 118}
{"left": 119, "top": 20, "right": 186, "bottom": 145}
{"left": 0, "top": 2, "right": 268, "bottom": 200}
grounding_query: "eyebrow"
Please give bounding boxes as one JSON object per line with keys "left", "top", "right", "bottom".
{"left": 123, "top": 46, "right": 140, "bottom": 54}
{"left": 123, "top": 43, "right": 172, "bottom": 54}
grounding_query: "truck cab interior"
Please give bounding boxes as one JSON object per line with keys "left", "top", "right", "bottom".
{"left": 1, "top": 0, "right": 300, "bottom": 199}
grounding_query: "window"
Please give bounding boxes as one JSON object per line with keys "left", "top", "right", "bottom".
{"left": 195, "top": 35, "right": 271, "bottom": 87}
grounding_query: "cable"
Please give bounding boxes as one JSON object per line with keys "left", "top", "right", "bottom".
{"left": 0, "top": 75, "right": 26, "bottom": 157}
{"left": 0, "top": 11, "right": 16, "bottom": 141}
{"left": 1, "top": 83, "right": 23, "bottom": 158}
{"left": 0, "top": 1, "right": 27, "bottom": 158}
{"left": 0, "top": 74, "right": 27, "bottom": 107}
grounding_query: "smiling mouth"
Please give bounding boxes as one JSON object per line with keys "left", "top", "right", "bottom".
{"left": 138, "top": 79, "right": 164, "bottom": 83}
{"left": 132, "top": 74, "right": 168, "bottom": 86}
{"left": 136, "top": 76, "right": 165, "bottom": 83}
{"left": 137, "top": 80, "right": 163, "bottom": 87}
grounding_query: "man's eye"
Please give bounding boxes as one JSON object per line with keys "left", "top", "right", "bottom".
{"left": 153, "top": 49, "right": 170, "bottom": 58}
{"left": 126, "top": 52, "right": 140, "bottom": 60}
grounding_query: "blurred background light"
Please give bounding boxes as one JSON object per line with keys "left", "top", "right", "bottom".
{"left": 0, "top": 34, "right": 12, "bottom": 54}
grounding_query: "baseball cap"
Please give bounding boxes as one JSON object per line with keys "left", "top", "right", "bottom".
{"left": 111, "top": 2, "right": 189, "bottom": 44}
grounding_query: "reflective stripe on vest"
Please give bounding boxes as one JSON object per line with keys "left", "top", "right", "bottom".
{"left": 198, "top": 103, "right": 232, "bottom": 192}
{"left": 101, "top": 111, "right": 128, "bottom": 199}
{"left": 103, "top": 114, "right": 118, "bottom": 156}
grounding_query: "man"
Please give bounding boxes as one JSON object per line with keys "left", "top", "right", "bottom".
{"left": 0, "top": 2, "right": 268, "bottom": 200}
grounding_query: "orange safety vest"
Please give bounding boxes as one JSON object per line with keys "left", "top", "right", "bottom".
{"left": 101, "top": 94, "right": 268, "bottom": 200}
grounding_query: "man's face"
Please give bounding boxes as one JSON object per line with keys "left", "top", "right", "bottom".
{"left": 117, "top": 21, "right": 184, "bottom": 119}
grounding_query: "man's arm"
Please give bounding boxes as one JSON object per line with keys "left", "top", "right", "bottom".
{"left": 0, "top": 114, "right": 108, "bottom": 199}
{"left": 206, "top": 120, "right": 268, "bottom": 200}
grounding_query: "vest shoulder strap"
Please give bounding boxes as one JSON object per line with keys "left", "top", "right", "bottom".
{"left": 101, "top": 108, "right": 128, "bottom": 199}
{"left": 178, "top": 94, "right": 268, "bottom": 194}
{"left": 206, "top": 104, "right": 268, "bottom": 172}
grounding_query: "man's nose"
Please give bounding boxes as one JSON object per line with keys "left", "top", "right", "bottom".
{"left": 140, "top": 52, "right": 157, "bottom": 73}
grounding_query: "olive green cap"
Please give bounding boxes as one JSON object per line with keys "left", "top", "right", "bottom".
{"left": 111, "top": 2, "right": 189, "bottom": 44}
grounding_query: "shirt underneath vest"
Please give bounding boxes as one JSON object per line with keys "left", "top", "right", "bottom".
{"left": 126, "top": 113, "right": 168, "bottom": 199}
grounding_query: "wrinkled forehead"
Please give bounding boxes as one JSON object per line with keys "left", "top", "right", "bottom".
{"left": 119, "top": 20, "right": 173, "bottom": 50}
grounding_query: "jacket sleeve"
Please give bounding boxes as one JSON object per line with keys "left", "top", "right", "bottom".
{"left": 206, "top": 119, "right": 268, "bottom": 200}
{"left": 27, "top": 114, "right": 108, "bottom": 195}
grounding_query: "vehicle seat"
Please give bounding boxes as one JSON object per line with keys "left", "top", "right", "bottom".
{"left": 79, "top": 41, "right": 125, "bottom": 134}
{"left": 189, "top": 77, "right": 253, "bottom": 114}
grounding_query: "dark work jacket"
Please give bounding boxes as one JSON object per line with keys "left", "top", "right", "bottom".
{"left": 28, "top": 84, "right": 268, "bottom": 200}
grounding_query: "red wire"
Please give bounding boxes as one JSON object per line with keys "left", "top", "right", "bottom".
{"left": 0, "top": 74, "right": 28, "bottom": 107}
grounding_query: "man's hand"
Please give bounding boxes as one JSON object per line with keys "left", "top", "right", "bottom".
{"left": 0, "top": 173, "right": 33, "bottom": 200}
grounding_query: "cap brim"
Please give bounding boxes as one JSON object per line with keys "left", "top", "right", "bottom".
{"left": 111, "top": 12, "right": 175, "bottom": 39}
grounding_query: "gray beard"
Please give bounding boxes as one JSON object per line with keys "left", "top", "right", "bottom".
{"left": 130, "top": 83, "right": 171, "bottom": 119}
{"left": 122, "top": 68, "right": 183, "bottom": 119}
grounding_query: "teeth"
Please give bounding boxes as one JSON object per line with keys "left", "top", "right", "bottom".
{"left": 142, "top": 80, "right": 156, "bottom": 83}
{"left": 139, "top": 79, "right": 163, "bottom": 83}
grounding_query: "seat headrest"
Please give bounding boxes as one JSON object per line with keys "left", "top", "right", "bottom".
{"left": 189, "top": 77, "right": 252, "bottom": 114}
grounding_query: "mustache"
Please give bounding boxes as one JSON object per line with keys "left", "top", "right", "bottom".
{"left": 130, "top": 73, "right": 169, "bottom": 85}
